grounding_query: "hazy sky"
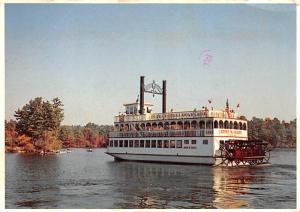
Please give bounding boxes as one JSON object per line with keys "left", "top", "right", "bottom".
{"left": 5, "top": 4, "right": 296, "bottom": 125}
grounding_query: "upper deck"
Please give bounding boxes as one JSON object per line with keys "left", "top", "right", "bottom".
{"left": 115, "top": 108, "right": 241, "bottom": 123}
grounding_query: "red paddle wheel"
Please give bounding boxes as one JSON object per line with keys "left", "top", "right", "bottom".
{"left": 217, "top": 140, "right": 271, "bottom": 166}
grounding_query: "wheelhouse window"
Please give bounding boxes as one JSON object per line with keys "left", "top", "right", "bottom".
{"left": 140, "top": 140, "right": 145, "bottom": 148}
{"left": 151, "top": 140, "right": 157, "bottom": 148}
{"left": 191, "top": 140, "right": 196, "bottom": 145}
{"left": 119, "top": 140, "right": 123, "bottom": 147}
{"left": 134, "top": 140, "right": 139, "bottom": 147}
{"left": 164, "top": 140, "right": 169, "bottom": 148}
{"left": 124, "top": 140, "right": 128, "bottom": 147}
{"left": 176, "top": 140, "right": 182, "bottom": 148}
{"left": 114, "top": 140, "right": 118, "bottom": 147}
{"left": 146, "top": 140, "right": 150, "bottom": 148}
{"left": 184, "top": 140, "right": 189, "bottom": 145}
{"left": 129, "top": 140, "right": 133, "bottom": 147}
{"left": 203, "top": 140, "right": 208, "bottom": 145}
{"left": 157, "top": 140, "right": 162, "bottom": 148}
{"left": 109, "top": 140, "right": 113, "bottom": 147}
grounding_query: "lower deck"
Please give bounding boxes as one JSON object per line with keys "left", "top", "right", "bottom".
{"left": 106, "top": 136, "right": 247, "bottom": 165}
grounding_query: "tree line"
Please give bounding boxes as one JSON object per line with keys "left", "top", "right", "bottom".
{"left": 5, "top": 97, "right": 112, "bottom": 154}
{"left": 5, "top": 120, "right": 112, "bottom": 153}
{"left": 248, "top": 117, "right": 296, "bottom": 148}
{"left": 4, "top": 97, "right": 296, "bottom": 154}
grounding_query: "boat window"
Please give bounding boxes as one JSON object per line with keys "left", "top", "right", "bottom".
{"left": 170, "top": 140, "right": 175, "bottom": 148}
{"left": 119, "top": 140, "right": 123, "bottom": 147}
{"left": 140, "top": 140, "right": 144, "bottom": 148}
{"left": 157, "top": 140, "right": 162, "bottom": 148}
{"left": 151, "top": 140, "right": 157, "bottom": 148}
{"left": 164, "top": 140, "right": 169, "bottom": 148}
{"left": 206, "top": 121, "right": 212, "bottom": 129}
{"left": 146, "top": 140, "right": 150, "bottom": 148}
{"left": 229, "top": 121, "right": 233, "bottom": 129}
{"left": 243, "top": 123, "right": 247, "bottom": 130}
{"left": 176, "top": 140, "right": 182, "bottom": 148}
{"left": 214, "top": 120, "right": 218, "bottom": 128}
{"left": 191, "top": 140, "right": 196, "bottom": 144}
{"left": 224, "top": 121, "right": 229, "bottom": 129}
{"left": 134, "top": 140, "right": 139, "bottom": 147}
{"left": 203, "top": 140, "right": 208, "bottom": 145}
{"left": 184, "top": 140, "right": 189, "bottom": 145}
{"left": 234, "top": 121, "right": 238, "bottom": 129}
{"left": 199, "top": 121, "right": 205, "bottom": 129}
{"left": 129, "top": 140, "right": 133, "bottom": 147}
{"left": 109, "top": 140, "right": 113, "bottom": 147}
{"left": 239, "top": 122, "right": 243, "bottom": 130}
{"left": 114, "top": 140, "right": 118, "bottom": 147}
{"left": 124, "top": 140, "right": 128, "bottom": 147}
{"left": 220, "top": 140, "right": 224, "bottom": 144}
{"left": 219, "top": 120, "right": 223, "bottom": 129}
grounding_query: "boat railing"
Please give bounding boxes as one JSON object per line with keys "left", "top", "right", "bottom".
{"left": 115, "top": 110, "right": 238, "bottom": 122}
{"left": 109, "top": 129, "right": 214, "bottom": 138}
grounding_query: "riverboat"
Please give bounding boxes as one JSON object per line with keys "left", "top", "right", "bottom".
{"left": 106, "top": 76, "right": 270, "bottom": 166}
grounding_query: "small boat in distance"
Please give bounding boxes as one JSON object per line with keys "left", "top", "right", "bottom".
{"left": 87, "top": 148, "right": 93, "bottom": 152}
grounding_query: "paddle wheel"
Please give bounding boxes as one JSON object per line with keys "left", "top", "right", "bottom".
{"left": 217, "top": 140, "right": 271, "bottom": 166}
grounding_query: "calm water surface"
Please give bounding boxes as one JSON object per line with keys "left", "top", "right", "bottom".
{"left": 5, "top": 148, "right": 296, "bottom": 209}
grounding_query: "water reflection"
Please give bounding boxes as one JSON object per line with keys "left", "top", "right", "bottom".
{"left": 107, "top": 161, "right": 267, "bottom": 209}
{"left": 10, "top": 155, "right": 61, "bottom": 208}
{"left": 212, "top": 167, "right": 266, "bottom": 208}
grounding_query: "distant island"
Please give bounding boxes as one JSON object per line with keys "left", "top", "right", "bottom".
{"left": 4, "top": 97, "right": 296, "bottom": 154}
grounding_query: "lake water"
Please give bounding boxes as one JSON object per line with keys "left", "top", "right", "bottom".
{"left": 5, "top": 148, "right": 296, "bottom": 209}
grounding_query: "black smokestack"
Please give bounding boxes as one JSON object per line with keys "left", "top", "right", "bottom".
{"left": 140, "top": 76, "right": 145, "bottom": 114}
{"left": 162, "top": 80, "right": 166, "bottom": 113}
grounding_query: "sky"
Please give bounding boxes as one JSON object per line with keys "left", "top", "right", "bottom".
{"left": 5, "top": 4, "right": 296, "bottom": 125}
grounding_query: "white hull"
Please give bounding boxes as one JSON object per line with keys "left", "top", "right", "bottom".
{"left": 106, "top": 152, "right": 215, "bottom": 165}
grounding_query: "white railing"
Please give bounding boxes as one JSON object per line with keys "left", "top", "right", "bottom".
{"left": 109, "top": 129, "right": 214, "bottom": 138}
{"left": 115, "top": 110, "right": 238, "bottom": 122}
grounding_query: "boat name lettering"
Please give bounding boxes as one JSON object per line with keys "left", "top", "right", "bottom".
{"left": 219, "top": 129, "right": 242, "bottom": 135}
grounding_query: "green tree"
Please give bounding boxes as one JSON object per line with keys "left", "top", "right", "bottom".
{"left": 14, "top": 97, "right": 64, "bottom": 141}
